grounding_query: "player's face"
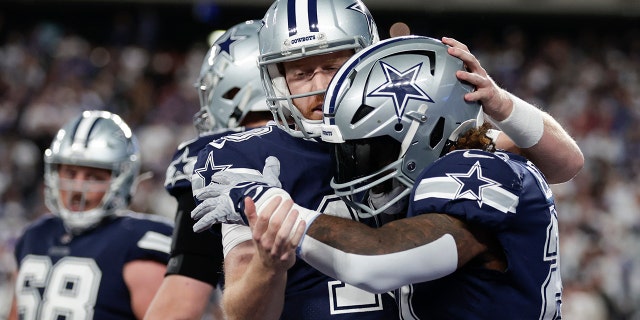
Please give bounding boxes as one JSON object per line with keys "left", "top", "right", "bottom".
{"left": 58, "top": 164, "right": 112, "bottom": 212}
{"left": 283, "top": 50, "right": 353, "bottom": 120}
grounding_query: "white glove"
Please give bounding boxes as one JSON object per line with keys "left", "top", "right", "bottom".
{"left": 191, "top": 156, "right": 282, "bottom": 232}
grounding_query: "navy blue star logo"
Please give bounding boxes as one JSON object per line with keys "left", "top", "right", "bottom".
{"left": 193, "top": 151, "right": 231, "bottom": 186}
{"left": 347, "top": 2, "right": 377, "bottom": 40}
{"left": 367, "top": 61, "right": 433, "bottom": 120}
{"left": 447, "top": 161, "right": 499, "bottom": 206}
{"left": 215, "top": 29, "right": 248, "bottom": 57}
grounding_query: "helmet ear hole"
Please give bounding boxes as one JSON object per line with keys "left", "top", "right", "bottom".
{"left": 429, "top": 117, "right": 446, "bottom": 148}
{"left": 223, "top": 87, "right": 241, "bottom": 100}
{"left": 351, "top": 104, "right": 374, "bottom": 124}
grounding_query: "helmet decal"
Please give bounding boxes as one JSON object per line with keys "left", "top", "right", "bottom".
{"left": 367, "top": 61, "right": 433, "bottom": 122}
{"left": 215, "top": 28, "right": 249, "bottom": 58}
{"left": 346, "top": 2, "right": 376, "bottom": 41}
{"left": 287, "top": 0, "right": 319, "bottom": 36}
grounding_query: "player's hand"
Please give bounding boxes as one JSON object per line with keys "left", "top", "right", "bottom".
{"left": 244, "top": 196, "right": 306, "bottom": 271}
{"left": 442, "top": 36, "right": 513, "bottom": 121}
{"left": 191, "top": 156, "right": 282, "bottom": 232}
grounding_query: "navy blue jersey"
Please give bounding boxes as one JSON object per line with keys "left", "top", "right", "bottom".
{"left": 14, "top": 212, "right": 173, "bottom": 320}
{"left": 192, "top": 124, "right": 397, "bottom": 319}
{"left": 397, "top": 150, "right": 561, "bottom": 319}
{"left": 164, "top": 130, "right": 237, "bottom": 285}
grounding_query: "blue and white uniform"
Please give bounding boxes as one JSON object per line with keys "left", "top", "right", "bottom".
{"left": 192, "top": 123, "right": 397, "bottom": 319}
{"left": 14, "top": 212, "right": 173, "bottom": 320}
{"left": 398, "top": 149, "right": 562, "bottom": 319}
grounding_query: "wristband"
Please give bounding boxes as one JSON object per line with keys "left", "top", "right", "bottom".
{"left": 486, "top": 93, "right": 544, "bottom": 148}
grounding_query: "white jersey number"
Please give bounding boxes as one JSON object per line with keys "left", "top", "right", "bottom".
{"left": 16, "top": 255, "right": 102, "bottom": 320}
{"left": 525, "top": 161, "right": 562, "bottom": 320}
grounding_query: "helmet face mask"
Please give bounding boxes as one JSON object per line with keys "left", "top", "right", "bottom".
{"left": 322, "top": 36, "right": 482, "bottom": 216}
{"left": 56, "top": 164, "right": 112, "bottom": 212}
{"left": 194, "top": 20, "right": 269, "bottom": 134}
{"left": 44, "top": 110, "right": 141, "bottom": 234}
{"left": 258, "top": 0, "right": 379, "bottom": 138}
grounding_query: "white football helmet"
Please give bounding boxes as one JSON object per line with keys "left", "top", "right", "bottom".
{"left": 193, "top": 20, "right": 269, "bottom": 133}
{"left": 321, "top": 36, "right": 483, "bottom": 216}
{"left": 258, "top": 0, "right": 379, "bottom": 138}
{"left": 44, "top": 110, "right": 141, "bottom": 234}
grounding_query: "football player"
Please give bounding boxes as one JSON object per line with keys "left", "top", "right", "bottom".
{"left": 190, "top": 1, "right": 399, "bottom": 318}
{"left": 10, "top": 110, "right": 173, "bottom": 320}
{"left": 144, "top": 20, "right": 272, "bottom": 320}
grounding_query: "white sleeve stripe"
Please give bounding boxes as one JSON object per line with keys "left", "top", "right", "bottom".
{"left": 414, "top": 177, "right": 519, "bottom": 214}
{"left": 137, "top": 231, "right": 171, "bottom": 254}
{"left": 481, "top": 186, "right": 519, "bottom": 213}
{"left": 414, "top": 177, "right": 460, "bottom": 198}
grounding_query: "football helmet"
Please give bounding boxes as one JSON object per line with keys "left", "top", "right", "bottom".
{"left": 193, "top": 20, "right": 269, "bottom": 133}
{"left": 44, "top": 110, "right": 141, "bottom": 234}
{"left": 258, "top": 0, "right": 379, "bottom": 138}
{"left": 321, "top": 35, "right": 482, "bottom": 216}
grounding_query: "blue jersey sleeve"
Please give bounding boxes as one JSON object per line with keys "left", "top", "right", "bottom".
{"left": 116, "top": 212, "right": 173, "bottom": 264}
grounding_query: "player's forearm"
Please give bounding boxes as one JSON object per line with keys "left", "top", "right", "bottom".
{"left": 519, "top": 113, "right": 584, "bottom": 183}
{"left": 297, "top": 214, "right": 485, "bottom": 292}
{"left": 144, "top": 275, "right": 213, "bottom": 320}
{"left": 222, "top": 258, "right": 287, "bottom": 320}
{"left": 488, "top": 94, "right": 583, "bottom": 183}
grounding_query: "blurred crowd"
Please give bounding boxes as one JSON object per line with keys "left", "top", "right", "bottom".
{"left": 1, "top": 11, "right": 639, "bottom": 320}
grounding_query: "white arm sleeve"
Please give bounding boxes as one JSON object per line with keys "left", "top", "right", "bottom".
{"left": 297, "top": 234, "right": 458, "bottom": 293}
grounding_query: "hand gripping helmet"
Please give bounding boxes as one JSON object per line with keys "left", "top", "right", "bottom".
{"left": 193, "top": 20, "right": 269, "bottom": 133}
{"left": 321, "top": 36, "right": 483, "bottom": 216}
{"left": 44, "top": 110, "right": 141, "bottom": 234}
{"left": 258, "top": 0, "right": 379, "bottom": 138}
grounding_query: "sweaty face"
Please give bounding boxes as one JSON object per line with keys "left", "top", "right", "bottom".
{"left": 58, "top": 164, "right": 112, "bottom": 212}
{"left": 283, "top": 50, "right": 353, "bottom": 120}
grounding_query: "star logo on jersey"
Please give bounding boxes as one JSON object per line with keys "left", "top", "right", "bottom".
{"left": 346, "top": 2, "right": 376, "bottom": 39}
{"left": 447, "top": 161, "right": 499, "bottom": 206}
{"left": 215, "top": 29, "right": 247, "bottom": 57}
{"left": 367, "top": 61, "right": 433, "bottom": 121}
{"left": 193, "top": 151, "right": 231, "bottom": 186}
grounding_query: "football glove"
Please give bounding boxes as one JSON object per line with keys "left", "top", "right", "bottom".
{"left": 191, "top": 156, "right": 282, "bottom": 232}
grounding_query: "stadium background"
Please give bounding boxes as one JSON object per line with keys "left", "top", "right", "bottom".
{"left": 0, "top": 0, "right": 638, "bottom": 318}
